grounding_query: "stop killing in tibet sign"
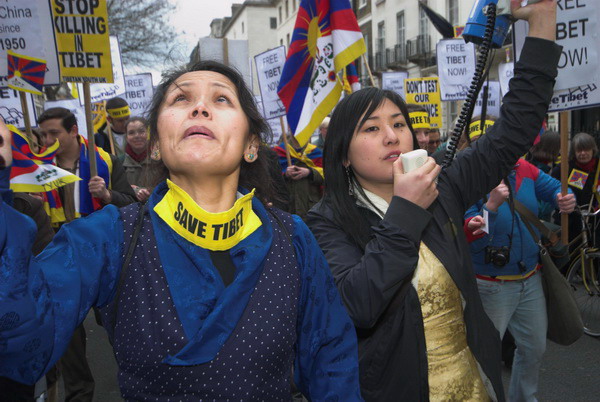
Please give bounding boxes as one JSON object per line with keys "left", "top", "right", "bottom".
{"left": 50, "top": 0, "right": 113, "bottom": 83}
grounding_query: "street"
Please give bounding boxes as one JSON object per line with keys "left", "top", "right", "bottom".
{"left": 77, "top": 312, "right": 599, "bottom": 401}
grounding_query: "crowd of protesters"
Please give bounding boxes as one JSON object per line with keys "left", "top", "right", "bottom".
{"left": 0, "top": 1, "right": 597, "bottom": 401}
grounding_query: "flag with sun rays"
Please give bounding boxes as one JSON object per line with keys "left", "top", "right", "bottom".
{"left": 6, "top": 50, "right": 47, "bottom": 96}
{"left": 8, "top": 125, "right": 80, "bottom": 193}
{"left": 278, "top": 0, "right": 366, "bottom": 146}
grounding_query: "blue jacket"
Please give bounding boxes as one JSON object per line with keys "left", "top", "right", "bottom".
{"left": 0, "top": 172, "right": 362, "bottom": 400}
{"left": 465, "top": 159, "right": 568, "bottom": 277}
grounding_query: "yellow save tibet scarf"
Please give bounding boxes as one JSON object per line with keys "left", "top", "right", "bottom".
{"left": 154, "top": 180, "right": 262, "bottom": 251}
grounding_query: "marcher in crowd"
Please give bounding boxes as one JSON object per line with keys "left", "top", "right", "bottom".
{"left": 314, "top": 116, "right": 330, "bottom": 149}
{"left": 95, "top": 97, "right": 131, "bottom": 156}
{"left": 406, "top": 103, "right": 431, "bottom": 150}
{"left": 0, "top": 61, "right": 361, "bottom": 400}
{"left": 306, "top": 1, "right": 560, "bottom": 400}
{"left": 35, "top": 107, "right": 137, "bottom": 401}
{"left": 526, "top": 129, "right": 561, "bottom": 221}
{"left": 465, "top": 129, "right": 575, "bottom": 402}
{"left": 120, "top": 117, "right": 153, "bottom": 202}
{"left": 552, "top": 132, "right": 600, "bottom": 244}
{"left": 273, "top": 133, "right": 324, "bottom": 220}
{"left": 427, "top": 128, "right": 442, "bottom": 155}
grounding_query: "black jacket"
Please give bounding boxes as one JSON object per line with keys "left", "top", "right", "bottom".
{"left": 307, "top": 38, "right": 561, "bottom": 402}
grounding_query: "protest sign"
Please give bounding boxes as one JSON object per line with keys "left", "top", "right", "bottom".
{"left": 255, "top": 95, "right": 284, "bottom": 146}
{"left": 254, "top": 46, "right": 286, "bottom": 119}
{"left": 382, "top": 72, "right": 408, "bottom": 98}
{"left": 78, "top": 36, "right": 124, "bottom": 103}
{"left": 51, "top": 0, "right": 113, "bottom": 83}
{"left": 473, "top": 81, "right": 501, "bottom": 118}
{"left": 498, "top": 62, "right": 514, "bottom": 97}
{"left": 404, "top": 77, "right": 442, "bottom": 128}
{"left": 124, "top": 73, "right": 154, "bottom": 115}
{"left": 45, "top": 99, "right": 88, "bottom": 138}
{"left": 0, "top": 0, "right": 60, "bottom": 84}
{"left": 199, "top": 38, "right": 251, "bottom": 87}
{"left": 0, "top": 77, "right": 37, "bottom": 128}
{"left": 514, "top": 1, "right": 598, "bottom": 91}
{"left": 437, "top": 39, "right": 476, "bottom": 101}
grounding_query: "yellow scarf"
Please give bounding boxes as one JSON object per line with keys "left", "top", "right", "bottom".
{"left": 154, "top": 180, "right": 262, "bottom": 251}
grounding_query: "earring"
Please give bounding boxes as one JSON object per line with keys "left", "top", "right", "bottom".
{"left": 247, "top": 153, "right": 255, "bottom": 160}
{"left": 346, "top": 166, "right": 354, "bottom": 196}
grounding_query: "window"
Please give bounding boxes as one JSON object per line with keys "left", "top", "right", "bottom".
{"left": 285, "top": 0, "right": 289, "bottom": 19}
{"left": 280, "top": 38, "right": 284, "bottom": 46}
{"left": 377, "top": 22, "right": 385, "bottom": 54}
{"left": 279, "top": 6, "right": 282, "bottom": 24}
{"left": 447, "top": 0, "right": 459, "bottom": 26}
{"left": 359, "top": 0, "right": 367, "bottom": 7}
{"left": 397, "top": 11, "right": 405, "bottom": 45}
{"left": 293, "top": 0, "right": 296, "bottom": 11}
{"left": 287, "top": 33, "right": 291, "bottom": 47}
{"left": 419, "top": 0, "right": 429, "bottom": 37}
{"left": 241, "top": 22, "right": 244, "bottom": 34}
{"left": 270, "top": 17, "right": 277, "bottom": 29}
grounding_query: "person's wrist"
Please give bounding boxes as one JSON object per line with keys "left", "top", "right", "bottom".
{"left": 527, "top": 12, "right": 557, "bottom": 41}
{"left": 102, "top": 189, "right": 112, "bottom": 204}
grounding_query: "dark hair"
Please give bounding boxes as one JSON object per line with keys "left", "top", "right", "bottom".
{"left": 106, "top": 96, "right": 129, "bottom": 110}
{"left": 322, "top": 87, "right": 417, "bottom": 248}
{"left": 125, "top": 116, "right": 148, "bottom": 132}
{"left": 146, "top": 60, "right": 280, "bottom": 206}
{"left": 37, "top": 107, "right": 77, "bottom": 132}
{"left": 406, "top": 103, "right": 428, "bottom": 113}
{"left": 529, "top": 130, "right": 560, "bottom": 164}
{"left": 570, "top": 132, "right": 598, "bottom": 161}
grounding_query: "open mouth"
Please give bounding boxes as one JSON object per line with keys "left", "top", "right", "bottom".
{"left": 184, "top": 126, "right": 215, "bottom": 140}
{"left": 384, "top": 151, "right": 400, "bottom": 160}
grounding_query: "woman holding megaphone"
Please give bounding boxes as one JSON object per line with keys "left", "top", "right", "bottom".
{"left": 307, "top": 0, "right": 560, "bottom": 400}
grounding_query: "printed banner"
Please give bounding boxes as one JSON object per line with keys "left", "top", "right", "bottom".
{"left": 0, "top": 77, "right": 37, "bottom": 128}
{"left": 437, "top": 39, "right": 476, "bottom": 101}
{"left": 123, "top": 73, "right": 153, "bottom": 115}
{"left": 254, "top": 46, "right": 286, "bottom": 119}
{"left": 51, "top": 0, "right": 113, "bottom": 83}
{"left": 473, "top": 81, "right": 501, "bottom": 119}
{"left": 381, "top": 72, "right": 408, "bottom": 98}
{"left": 0, "top": 0, "right": 60, "bottom": 84}
{"left": 78, "top": 36, "right": 124, "bottom": 103}
{"left": 404, "top": 77, "right": 442, "bottom": 128}
{"left": 44, "top": 98, "right": 89, "bottom": 138}
{"left": 514, "top": 1, "right": 598, "bottom": 91}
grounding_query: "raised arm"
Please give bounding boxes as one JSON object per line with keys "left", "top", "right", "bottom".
{"left": 0, "top": 121, "right": 123, "bottom": 384}
{"left": 443, "top": 0, "right": 561, "bottom": 210}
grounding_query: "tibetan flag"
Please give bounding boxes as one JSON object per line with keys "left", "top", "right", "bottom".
{"left": 278, "top": 0, "right": 366, "bottom": 146}
{"left": 9, "top": 125, "right": 80, "bottom": 193}
{"left": 345, "top": 61, "right": 361, "bottom": 92}
{"left": 7, "top": 50, "right": 46, "bottom": 95}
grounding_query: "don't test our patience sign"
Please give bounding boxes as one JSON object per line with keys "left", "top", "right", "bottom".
{"left": 51, "top": 0, "right": 113, "bottom": 83}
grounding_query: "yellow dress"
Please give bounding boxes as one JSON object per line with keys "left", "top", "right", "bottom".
{"left": 415, "top": 243, "right": 490, "bottom": 401}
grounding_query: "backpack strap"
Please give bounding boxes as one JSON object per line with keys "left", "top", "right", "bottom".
{"left": 110, "top": 202, "right": 147, "bottom": 332}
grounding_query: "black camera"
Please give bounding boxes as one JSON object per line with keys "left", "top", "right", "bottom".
{"left": 485, "top": 246, "right": 511, "bottom": 267}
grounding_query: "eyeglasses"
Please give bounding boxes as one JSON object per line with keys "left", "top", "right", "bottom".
{"left": 127, "top": 128, "right": 147, "bottom": 136}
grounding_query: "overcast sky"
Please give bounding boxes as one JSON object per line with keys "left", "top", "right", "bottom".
{"left": 127, "top": 1, "right": 238, "bottom": 82}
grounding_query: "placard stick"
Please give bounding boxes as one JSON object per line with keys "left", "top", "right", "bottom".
{"left": 361, "top": 54, "right": 376, "bottom": 87}
{"left": 280, "top": 116, "right": 292, "bottom": 167}
{"left": 19, "top": 92, "right": 32, "bottom": 139}
{"left": 560, "top": 111, "right": 569, "bottom": 243}
{"left": 83, "top": 82, "right": 98, "bottom": 177}
{"left": 223, "top": 38, "right": 229, "bottom": 66}
{"left": 106, "top": 121, "right": 116, "bottom": 155}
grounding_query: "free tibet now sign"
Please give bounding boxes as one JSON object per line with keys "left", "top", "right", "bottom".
{"left": 50, "top": 0, "right": 113, "bottom": 83}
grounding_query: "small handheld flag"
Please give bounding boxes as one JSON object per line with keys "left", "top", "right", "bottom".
{"left": 9, "top": 125, "right": 80, "bottom": 192}
{"left": 7, "top": 51, "right": 47, "bottom": 96}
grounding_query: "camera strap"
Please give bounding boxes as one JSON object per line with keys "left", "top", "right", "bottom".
{"left": 505, "top": 175, "right": 515, "bottom": 253}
